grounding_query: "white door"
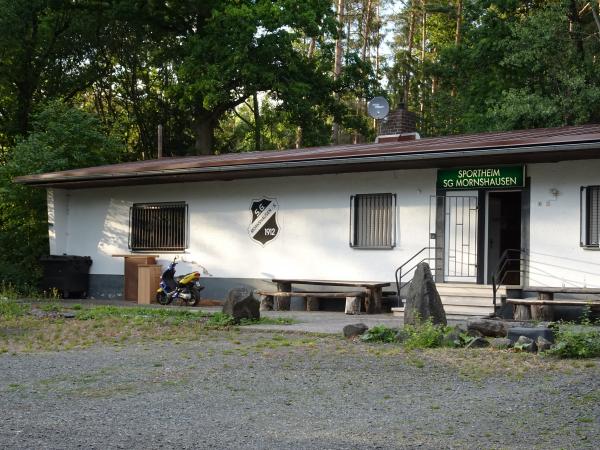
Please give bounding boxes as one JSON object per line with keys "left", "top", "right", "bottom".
{"left": 444, "top": 192, "right": 478, "bottom": 282}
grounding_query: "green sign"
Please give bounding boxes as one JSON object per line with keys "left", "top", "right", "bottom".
{"left": 437, "top": 166, "right": 524, "bottom": 189}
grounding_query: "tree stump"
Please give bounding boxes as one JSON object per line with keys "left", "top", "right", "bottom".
{"left": 531, "top": 292, "right": 554, "bottom": 321}
{"left": 345, "top": 296, "right": 361, "bottom": 315}
{"left": 306, "top": 296, "right": 320, "bottom": 311}
{"left": 514, "top": 304, "right": 532, "bottom": 321}
{"left": 260, "top": 295, "right": 274, "bottom": 311}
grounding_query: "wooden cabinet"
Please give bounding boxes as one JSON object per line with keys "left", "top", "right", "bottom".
{"left": 113, "top": 255, "right": 158, "bottom": 301}
{"left": 137, "top": 264, "right": 162, "bottom": 304}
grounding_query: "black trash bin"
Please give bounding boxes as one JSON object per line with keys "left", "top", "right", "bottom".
{"left": 39, "top": 255, "right": 92, "bottom": 298}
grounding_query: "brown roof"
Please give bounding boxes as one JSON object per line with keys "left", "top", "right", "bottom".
{"left": 14, "top": 124, "right": 600, "bottom": 189}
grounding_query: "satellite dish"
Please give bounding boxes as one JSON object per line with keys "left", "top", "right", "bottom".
{"left": 367, "top": 96, "right": 390, "bottom": 120}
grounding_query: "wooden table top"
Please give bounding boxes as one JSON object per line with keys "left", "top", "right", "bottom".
{"left": 271, "top": 279, "right": 390, "bottom": 288}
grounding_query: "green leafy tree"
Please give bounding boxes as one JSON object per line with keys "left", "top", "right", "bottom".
{"left": 0, "top": 102, "right": 125, "bottom": 287}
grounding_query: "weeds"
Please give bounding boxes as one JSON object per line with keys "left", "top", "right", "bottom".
{"left": 402, "top": 321, "right": 449, "bottom": 349}
{"left": 360, "top": 325, "right": 397, "bottom": 343}
{"left": 0, "top": 284, "right": 29, "bottom": 318}
{"left": 547, "top": 324, "right": 600, "bottom": 359}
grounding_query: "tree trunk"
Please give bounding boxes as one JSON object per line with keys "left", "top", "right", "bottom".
{"left": 455, "top": 0, "right": 462, "bottom": 46}
{"left": 193, "top": 118, "right": 216, "bottom": 155}
{"left": 253, "top": 92, "right": 261, "bottom": 152}
{"left": 451, "top": 0, "right": 462, "bottom": 99}
{"left": 403, "top": 7, "right": 416, "bottom": 108}
{"left": 332, "top": 0, "right": 345, "bottom": 144}
{"left": 419, "top": 1, "right": 427, "bottom": 117}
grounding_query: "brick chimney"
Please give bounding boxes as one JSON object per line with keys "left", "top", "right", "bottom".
{"left": 376, "top": 108, "right": 419, "bottom": 143}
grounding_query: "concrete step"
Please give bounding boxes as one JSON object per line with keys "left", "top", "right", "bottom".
{"left": 437, "top": 296, "right": 495, "bottom": 307}
{"left": 435, "top": 284, "right": 506, "bottom": 297}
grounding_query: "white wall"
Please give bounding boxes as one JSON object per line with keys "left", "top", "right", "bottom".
{"left": 528, "top": 159, "right": 600, "bottom": 287}
{"left": 50, "top": 169, "right": 437, "bottom": 282}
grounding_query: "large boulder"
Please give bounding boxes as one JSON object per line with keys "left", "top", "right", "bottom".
{"left": 507, "top": 326, "right": 555, "bottom": 344}
{"left": 343, "top": 323, "right": 368, "bottom": 338}
{"left": 404, "top": 262, "right": 447, "bottom": 326}
{"left": 222, "top": 288, "right": 260, "bottom": 323}
{"left": 467, "top": 318, "right": 509, "bottom": 337}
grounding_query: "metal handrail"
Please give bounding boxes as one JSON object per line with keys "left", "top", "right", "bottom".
{"left": 394, "top": 247, "right": 442, "bottom": 307}
{"left": 491, "top": 248, "right": 526, "bottom": 310}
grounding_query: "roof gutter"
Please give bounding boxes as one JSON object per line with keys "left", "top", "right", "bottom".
{"left": 15, "top": 140, "right": 600, "bottom": 187}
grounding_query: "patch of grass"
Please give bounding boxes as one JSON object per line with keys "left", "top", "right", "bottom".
{"left": 206, "top": 312, "right": 235, "bottom": 327}
{"left": 402, "top": 321, "right": 449, "bottom": 349}
{"left": 75, "top": 305, "right": 208, "bottom": 322}
{"left": 239, "top": 316, "right": 296, "bottom": 325}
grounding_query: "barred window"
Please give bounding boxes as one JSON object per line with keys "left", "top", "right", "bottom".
{"left": 129, "top": 202, "right": 188, "bottom": 251}
{"left": 581, "top": 186, "right": 600, "bottom": 248}
{"left": 350, "top": 193, "right": 396, "bottom": 249}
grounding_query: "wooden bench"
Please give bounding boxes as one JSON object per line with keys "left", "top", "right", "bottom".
{"left": 508, "top": 286, "right": 600, "bottom": 320}
{"left": 270, "top": 279, "right": 390, "bottom": 314}
{"left": 256, "top": 290, "right": 366, "bottom": 314}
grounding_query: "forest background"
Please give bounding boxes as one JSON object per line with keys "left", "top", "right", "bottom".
{"left": 1, "top": 0, "right": 599, "bottom": 287}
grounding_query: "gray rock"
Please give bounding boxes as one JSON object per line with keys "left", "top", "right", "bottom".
{"left": 259, "top": 295, "right": 273, "bottom": 311}
{"left": 489, "top": 338, "right": 513, "bottom": 349}
{"left": 61, "top": 312, "right": 76, "bottom": 319}
{"left": 507, "top": 327, "right": 554, "bottom": 344}
{"left": 404, "top": 262, "right": 447, "bottom": 326}
{"left": 467, "top": 318, "right": 508, "bottom": 337}
{"left": 515, "top": 336, "right": 537, "bottom": 353}
{"left": 467, "top": 328, "right": 484, "bottom": 338}
{"left": 465, "top": 337, "right": 490, "bottom": 349}
{"left": 222, "top": 288, "right": 260, "bottom": 323}
{"left": 343, "top": 323, "right": 368, "bottom": 338}
{"left": 536, "top": 336, "right": 553, "bottom": 353}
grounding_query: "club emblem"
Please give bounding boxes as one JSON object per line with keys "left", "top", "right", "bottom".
{"left": 249, "top": 198, "right": 280, "bottom": 245}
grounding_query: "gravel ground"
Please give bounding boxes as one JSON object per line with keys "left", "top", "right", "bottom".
{"left": 1, "top": 330, "right": 599, "bottom": 450}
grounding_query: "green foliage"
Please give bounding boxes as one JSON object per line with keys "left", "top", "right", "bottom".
{"left": 0, "top": 102, "right": 125, "bottom": 288}
{"left": 0, "top": 284, "right": 29, "bottom": 318}
{"left": 402, "top": 321, "right": 450, "bottom": 350}
{"left": 547, "top": 325, "right": 600, "bottom": 359}
{"left": 360, "top": 325, "right": 398, "bottom": 343}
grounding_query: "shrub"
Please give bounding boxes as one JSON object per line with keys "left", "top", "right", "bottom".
{"left": 402, "top": 320, "right": 449, "bottom": 349}
{"left": 360, "top": 325, "right": 397, "bottom": 343}
{"left": 547, "top": 326, "right": 600, "bottom": 358}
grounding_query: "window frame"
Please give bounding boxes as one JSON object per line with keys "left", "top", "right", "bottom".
{"left": 128, "top": 202, "right": 189, "bottom": 252}
{"left": 349, "top": 193, "right": 397, "bottom": 250}
{"left": 581, "top": 186, "right": 600, "bottom": 249}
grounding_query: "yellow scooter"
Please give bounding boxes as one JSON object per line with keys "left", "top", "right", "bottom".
{"left": 156, "top": 258, "right": 204, "bottom": 306}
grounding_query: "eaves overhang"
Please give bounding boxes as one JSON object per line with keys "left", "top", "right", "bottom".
{"left": 13, "top": 129, "right": 600, "bottom": 189}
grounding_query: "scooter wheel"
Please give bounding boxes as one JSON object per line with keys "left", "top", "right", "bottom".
{"left": 156, "top": 291, "right": 172, "bottom": 305}
{"left": 184, "top": 289, "right": 200, "bottom": 307}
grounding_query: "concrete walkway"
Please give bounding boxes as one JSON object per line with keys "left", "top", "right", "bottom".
{"left": 49, "top": 298, "right": 467, "bottom": 335}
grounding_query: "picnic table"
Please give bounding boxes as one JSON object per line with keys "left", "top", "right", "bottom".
{"left": 258, "top": 279, "right": 390, "bottom": 314}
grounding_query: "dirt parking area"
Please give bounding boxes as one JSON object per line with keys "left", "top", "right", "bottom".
{"left": 1, "top": 329, "right": 599, "bottom": 449}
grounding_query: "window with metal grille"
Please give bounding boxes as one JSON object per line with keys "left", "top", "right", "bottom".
{"left": 581, "top": 186, "right": 600, "bottom": 248}
{"left": 129, "top": 202, "right": 188, "bottom": 251}
{"left": 350, "top": 193, "right": 396, "bottom": 249}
